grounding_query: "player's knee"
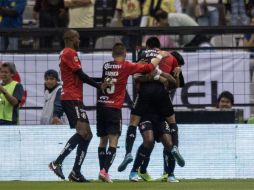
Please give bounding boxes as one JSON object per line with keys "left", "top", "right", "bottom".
{"left": 86, "top": 132, "right": 93, "bottom": 141}
{"left": 165, "top": 141, "right": 173, "bottom": 150}
{"left": 143, "top": 138, "right": 155, "bottom": 149}
{"left": 129, "top": 114, "right": 140, "bottom": 126}
{"left": 108, "top": 134, "right": 119, "bottom": 147}
{"left": 99, "top": 136, "right": 108, "bottom": 147}
{"left": 166, "top": 115, "right": 176, "bottom": 123}
{"left": 169, "top": 123, "right": 178, "bottom": 134}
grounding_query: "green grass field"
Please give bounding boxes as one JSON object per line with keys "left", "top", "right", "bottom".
{"left": 0, "top": 180, "right": 254, "bottom": 190}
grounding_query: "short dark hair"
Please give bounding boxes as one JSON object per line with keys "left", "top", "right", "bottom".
{"left": 154, "top": 9, "right": 168, "bottom": 22}
{"left": 218, "top": 91, "right": 234, "bottom": 105}
{"left": 1, "top": 62, "right": 16, "bottom": 74}
{"left": 171, "top": 51, "right": 185, "bottom": 66}
{"left": 112, "top": 43, "right": 126, "bottom": 57}
{"left": 44, "top": 69, "right": 60, "bottom": 81}
{"left": 146, "top": 37, "right": 161, "bottom": 49}
{"left": 63, "top": 29, "right": 78, "bottom": 43}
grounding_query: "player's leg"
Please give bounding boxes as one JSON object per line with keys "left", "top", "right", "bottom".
{"left": 98, "top": 136, "right": 108, "bottom": 171}
{"left": 68, "top": 101, "right": 93, "bottom": 182}
{"left": 99, "top": 107, "right": 122, "bottom": 183}
{"left": 69, "top": 120, "right": 92, "bottom": 182}
{"left": 156, "top": 92, "right": 185, "bottom": 167}
{"left": 165, "top": 115, "right": 185, "bottom": 167}
{"left": 99, "top": 134, "right": 119, "bottom": 183}
{"left": 160, "top": 132, "right": 179, "bottom": 183}
{"left": 49, "top": 100, "right": 91, "bottom": 181}
{"left": 96, "top": 106, "right": 108, "bottom": 172}
{"left": 118, "top": 113, "right": 140, "bottom": 172}
{"left": 138, "top": 129, "right": 154, "bottom": 182}
{"left": 118, "top": 94, "right": 144, "bottom": 172}
{"left": 129, "top": 121, "right": 154, "bottom": 181}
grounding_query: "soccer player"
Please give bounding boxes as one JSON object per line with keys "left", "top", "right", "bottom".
{"left": 118, "top": 37, "right": 185, "bottom": 173}
{"left": 129, "top": 111, "right": 177, "bottom": 182}
{"left": 49, "top": 29, "right": 108, "bottom": 182}
{"left": 130, "top": 65, "right": 184, "bottom": 183}
{"left": 96, "top": 43, "right": 168, "bottom": 183}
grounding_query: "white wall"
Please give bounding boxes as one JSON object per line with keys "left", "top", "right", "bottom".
{"left": 0, "top": 124, "right": 254, "bottom": 180}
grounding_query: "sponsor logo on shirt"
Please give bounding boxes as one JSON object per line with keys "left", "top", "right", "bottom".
{"left": 104, "top": 62, "right": 122, "bottom": 70}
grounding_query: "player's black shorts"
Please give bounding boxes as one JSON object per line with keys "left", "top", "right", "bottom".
{"left": 139, "top": 114, "right": 171, "bottom": 142}
{"left": 61, "top": 100, "right": 89, "bottom": 129}
{"left": 132, "top": 82, "right": 174, "bottom": 118}
{"left": 96, "top": 106, "right": 122, "bottom": 137}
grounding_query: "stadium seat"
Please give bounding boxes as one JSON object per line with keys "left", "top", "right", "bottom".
{"left": 210, "top": 34, "right": 244, "bottom": 47}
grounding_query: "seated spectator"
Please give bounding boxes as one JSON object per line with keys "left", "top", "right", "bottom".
{"left": 140, "top": 0, "right": 182, "bottom": 27}
{"left": 33, "top": 0, "right": 68, "bottom": 48}
{"left": 217, "top": 91, "right": 234, "bottom": 109}
{"left": 0, "top": 0, "right": 26, "bottom": 51}
{"left": 40, "top": 69, "right": 65, "bottom": 125}
{"left": 0, "top": 62, "right": 24, "bottom": 125}
{"left": 154, "top": 10, "right": 210, "bottom": 48}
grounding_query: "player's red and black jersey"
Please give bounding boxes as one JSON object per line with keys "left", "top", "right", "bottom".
{"left": 59, "top": 48, "right": 83, "bottom": 101}
{"left": 139, "top": 49, "right": 179, "bottom": 74}
{"left": 137, "top": 49, "right": 179, "bottom": 92}
{"left": 97, "top": 60, "right": 155, "bottom": 109}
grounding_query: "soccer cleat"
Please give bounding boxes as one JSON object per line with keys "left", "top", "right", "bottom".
{"left": 49, "top": 161, "right": 65, "bottom": 180}
{"left": 171, "top": 146, "right": 185, "bottom": 167}
{"left": 117, "top": 153, "right": 133, "bottom": 172}
{"left": 167, "top": 175, "right": 179, "bottom": 183}
{"left": 68, "top": 171, "right": 90, "bottom": 182}
{"left": 138, "top": 169, "right": 153, "bottom": 181}
{"left": 129, "top": 171, "right": 139, "bottom": 182}
{"left": 99, "top": 169, "right": 113, "bottom": 183}
{"left": 157, "top": 173, "right": 168, "bottom": 182}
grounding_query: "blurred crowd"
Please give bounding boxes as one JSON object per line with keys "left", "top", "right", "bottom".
{"left": 1, "top": 0, "right": 254, "bottom": 50}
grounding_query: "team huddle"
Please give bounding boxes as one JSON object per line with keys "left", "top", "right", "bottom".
{"left": 49, "top": 29, "right": 185, "bottom": 183}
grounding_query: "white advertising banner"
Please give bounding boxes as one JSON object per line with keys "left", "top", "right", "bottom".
{"left": 0, "top": 51, "right": 250, "bottom": 124}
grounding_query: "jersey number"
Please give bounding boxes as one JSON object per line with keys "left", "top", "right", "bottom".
{"left": 106, "top": 84, "right": 115, "bottom": 94}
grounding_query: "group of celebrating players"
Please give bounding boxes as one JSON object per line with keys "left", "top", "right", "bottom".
{"left": 49, "top": 29, "right": 185, "bottom": 183}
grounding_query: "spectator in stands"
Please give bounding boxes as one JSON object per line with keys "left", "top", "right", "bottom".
{"left": 64, "top": 0, "right": 95, "bottom": 48}
{"left": 113, "top": 0, "right": 142, "bottom": 49}
{"left": 154, "top": 10, "right": 210, "bottom": 48}
{"left": 243, "top": 16, "right": 254, "bottom": 81}
{"left": 0, "top": 0, "right": 26, "bottom": 51}
{"left": 193, "top": 0, "right": 220, "bottom": 26}
{"left": 33, "top": 0, "right": 68, "bottom": 48}
{"left": 230, "top": 0, "right": 249, "bottom": 25}
{"left": 140, "top": 0, "right": 182, "bottom": 27}
{"left": 40, "top": 69, "right": 65, "bottom": 125}
{"left": 0, "top": 62, "right": 24, "bottom": 125}
{"left": 217, "top": 91, "right": 234, "bottom": 109}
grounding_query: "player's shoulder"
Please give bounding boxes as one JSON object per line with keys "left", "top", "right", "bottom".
{"left": 61, "top": 48, "right": 77, "bottom": 56}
